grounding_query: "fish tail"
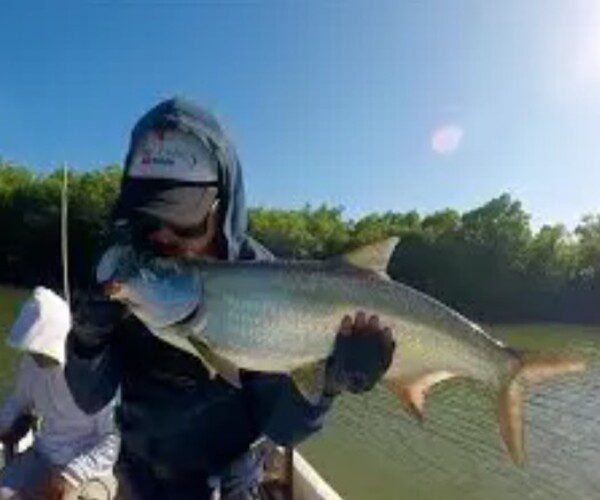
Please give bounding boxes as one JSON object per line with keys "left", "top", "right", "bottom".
{"left": 498, "top": 351, "right": 586, "bottom": 465}
{"left": 384, "top": 351, "right": 585, "bottom": 465}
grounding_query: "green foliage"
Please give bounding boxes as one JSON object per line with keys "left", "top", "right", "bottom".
{"left": 421, "top": 209, "right": 460, "bottom": 237}
{"left": 575, "top": 215, "right": 600, "bottom": 274}
{"left": 1, "top": 163, "right": 600, "bottom": 323}
{"left": 249, "top": 205, "right": 349, "bottom": 258}
{"left": 350, "top": 211, "right": 420, "bottom": 246}
{"left": 0, "top": 163, "right": 122, "bottom": 288}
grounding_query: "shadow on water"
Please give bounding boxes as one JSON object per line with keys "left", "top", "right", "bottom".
{"left": 300, "top": 325, "right": 600, "bottom": 500}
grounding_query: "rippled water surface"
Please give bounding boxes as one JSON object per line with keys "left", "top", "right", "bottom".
{"left": 300, "top": 324, "right": 600, "bottom": 499}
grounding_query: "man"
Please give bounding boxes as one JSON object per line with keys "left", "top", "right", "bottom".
{"left": 0, "top": 287, "right": 118, "bottom": 500}
{"left": 66, "top": 97, "right": 395, "bottom": 499}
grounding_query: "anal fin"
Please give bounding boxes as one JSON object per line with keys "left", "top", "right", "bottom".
{"left": 385, "top": 371, "right": 459, "bottom": 421}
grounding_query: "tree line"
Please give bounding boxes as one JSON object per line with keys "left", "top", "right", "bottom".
{"left": 1, "top": 163, "right": 599, "bottom": 323}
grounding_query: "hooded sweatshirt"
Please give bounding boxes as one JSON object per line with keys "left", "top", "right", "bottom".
{"left": 65, "top": 98, "right": 334, "bottom": 481}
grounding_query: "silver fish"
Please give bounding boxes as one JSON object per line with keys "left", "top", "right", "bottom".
{"left": 102, "top": 238, "right": 585, "bottom": 464}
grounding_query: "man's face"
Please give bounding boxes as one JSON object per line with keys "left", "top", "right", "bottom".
{"left": 121, "top": 127, "right": 222, "bottom": 260}
{"left": 146, "top": 202, "right": 219, "bottom": 259}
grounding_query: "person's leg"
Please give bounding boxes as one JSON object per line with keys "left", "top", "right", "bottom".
{"left": 0, "top": 449, "right": 51, "bottom": 500}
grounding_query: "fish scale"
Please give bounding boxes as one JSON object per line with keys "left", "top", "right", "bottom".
{"left": 199, "top": 261, "right": 503, "bottom": 384}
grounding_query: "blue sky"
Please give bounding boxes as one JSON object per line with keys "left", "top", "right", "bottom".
{"left": 1, "top": 2, "right": 598, "bottom": 228}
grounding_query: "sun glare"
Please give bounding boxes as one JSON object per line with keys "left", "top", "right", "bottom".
{"left": 431, "top": 124, "right": 464, "bottom": 155}
{"left": 573, "top": 4, "right": 600, "bottom": 87}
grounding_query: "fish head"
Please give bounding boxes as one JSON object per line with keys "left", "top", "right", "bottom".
{"left": 100, "top": 246, "right": 202, "bottom": 328}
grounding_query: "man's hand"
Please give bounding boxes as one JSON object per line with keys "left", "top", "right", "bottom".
{"left": 325, "top": 311, "right": 396, "bottom": 395}
{"left": 71, "top": 290, "right": 126, "bottom": 348}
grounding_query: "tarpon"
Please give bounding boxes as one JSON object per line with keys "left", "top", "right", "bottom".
{"left": 99, "top": 238, "right": 585, "bottom": 464}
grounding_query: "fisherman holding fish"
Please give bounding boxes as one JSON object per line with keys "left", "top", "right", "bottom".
{"left": 65, "top": 98, "right": 396, "bottom": 499}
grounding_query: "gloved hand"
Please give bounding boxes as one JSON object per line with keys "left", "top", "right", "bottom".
{"left": 325, "top": 311, "right": 396, "bottom": 395}
{"left": 71, "top": 290, "right": 127, "bottom": 348}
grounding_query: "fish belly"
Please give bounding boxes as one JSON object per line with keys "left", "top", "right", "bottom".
{"left": 200, "top": 268, "right": 348, "bottom": 373}
{"left": 385, "top": 317, "right": 505, "bottom": 388}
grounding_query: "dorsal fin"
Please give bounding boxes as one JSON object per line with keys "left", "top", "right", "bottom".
{"left": 332, "top": 237, "right": 399, "bottom": 273}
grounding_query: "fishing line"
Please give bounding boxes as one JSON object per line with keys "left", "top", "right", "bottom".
{"left": 433, "top": 406, "right": 591, "bottom": 499}
{"left": 412, "top": 424, "right": 543, "bottom": 498}
{"left": 422, "top": 403, "right": 571, "bottom": 493}
{"left": 343, "top": 388, "right": 577, "bottom": 498}
{"left": 368, "top": 373, "right": 596, "bottom": 499}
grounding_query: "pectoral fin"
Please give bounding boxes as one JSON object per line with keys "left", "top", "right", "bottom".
{"left": 290, "top": 360, "right": 328, "bottom": 405}
{"left": 187, "top": 336, "right": 241, "bottom": 388}
{"left": 385, "top": 371, "right": 459, "bottom": 421}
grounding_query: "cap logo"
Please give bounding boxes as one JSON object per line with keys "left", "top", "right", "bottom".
{"left": 128, "top": 130, "right": 218, "bottom": 183}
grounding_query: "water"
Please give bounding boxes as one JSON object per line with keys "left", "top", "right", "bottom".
{"left": 1, "top": 289, "right": 598, "bottom": 498}
{"left": 0, "top": 286, "right": 27, "bottom": 397}
{"left": 300, "top": 324, "right": 600, "bottom": 499}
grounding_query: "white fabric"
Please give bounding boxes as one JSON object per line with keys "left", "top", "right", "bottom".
{"left": 7, "top": 287, "right": 71, "bottom": 365}
{"left": 0, "top": 356, "right": 119, "bottom": 486}
{"left": 128, "top": 129, "right": 218, "bottom": 182}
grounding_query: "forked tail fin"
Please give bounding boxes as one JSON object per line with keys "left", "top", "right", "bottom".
{"left": 498, "top": 353, "right": 586, "bottom": 464}
{"left": 384, "top": 353, "right": 586, "bottom": 465}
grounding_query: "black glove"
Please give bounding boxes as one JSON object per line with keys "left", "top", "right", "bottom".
{"left": 325, "top": 311, "right": 396, "bottom": 395}
{"left": 71, "top": 290, "right": 127, "bottom": 348}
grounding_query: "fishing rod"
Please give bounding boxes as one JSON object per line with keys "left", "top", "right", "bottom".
{"left": 61, "top": 162, "right": 70, "bottom": 306}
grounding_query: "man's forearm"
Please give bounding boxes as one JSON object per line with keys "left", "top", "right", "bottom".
{"left": 244, "top": 372, "right": 335, "bottom": 447}
{"left": 64, "top": 292, "right": 124, "bottom": 414}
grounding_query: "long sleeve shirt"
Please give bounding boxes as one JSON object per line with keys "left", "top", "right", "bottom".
{"left": 0, "top": 355, "right": 119, "bottom": 485}
{"left": 66, "top": 311, "right": 334, "bottom": 477}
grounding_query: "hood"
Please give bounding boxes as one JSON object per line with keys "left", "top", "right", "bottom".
{"left": 8, "top": 287, "right": 71, "bottom": 365}
{"left": 118, "top": 97, "right": 253, "bottom": 261}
